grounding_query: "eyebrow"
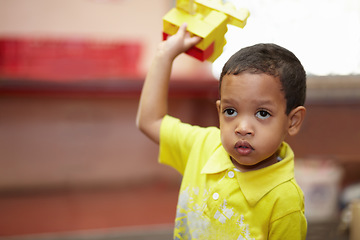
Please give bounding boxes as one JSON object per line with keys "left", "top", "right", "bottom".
{"left": 221, "top": 98, "right": 274, "bottom": 106}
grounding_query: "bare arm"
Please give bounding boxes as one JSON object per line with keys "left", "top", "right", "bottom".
{"left": 136, "top": 24, "right": 201, "bottom": 144}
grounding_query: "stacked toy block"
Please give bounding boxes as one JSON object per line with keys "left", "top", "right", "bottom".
{"left": 163, "top": 0, "right": 250, "bottom": 62}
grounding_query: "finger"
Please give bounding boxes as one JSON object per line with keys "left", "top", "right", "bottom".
{"left": 176, "top": 23, "right": 188, "bottom": 37}
{"left": 190, "top": 36, "right": 202, "bottom": 45}
{"left": 185, "top": 35, "right": 202, "bottom": 48}
{"left": 179, "top": 23, "right": 188, "bottom": 32}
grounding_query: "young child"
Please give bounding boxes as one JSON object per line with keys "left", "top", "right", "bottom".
{"left": 136, "top": 23, "right": 307, "bottom": 240}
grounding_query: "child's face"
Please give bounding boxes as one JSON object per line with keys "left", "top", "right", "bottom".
{"left": 217, "top": 72, "right": 292, "bottom": 172}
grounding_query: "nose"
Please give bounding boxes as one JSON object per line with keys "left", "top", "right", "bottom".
{"left": 235, "top": 118, "right": 254, "bottom": 136}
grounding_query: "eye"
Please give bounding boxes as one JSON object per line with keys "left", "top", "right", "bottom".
{"left": 256, "top": 110, "right": 271, "bottom": 120}
{"left": 223, "top": 108, "right": 237, "bottom": 117}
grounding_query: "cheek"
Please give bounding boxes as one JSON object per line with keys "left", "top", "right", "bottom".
{"left": 219, "top": 124, "right": 236, "bottom": 154}
{"left": 219, "top": 124, "right": 231, "bottom": 143}
{"left": 220, "top": 133, "right": 234, "bottom": 157}
{"left": 258, "top": 123, "right": 288, "bottom": 149}
{"left": 219, "top": 119, "right": 233, "bottom": 133}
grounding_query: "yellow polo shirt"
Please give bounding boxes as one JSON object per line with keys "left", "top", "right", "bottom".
{"left": 159, "top": 115, "right": 307, "bottom": 240}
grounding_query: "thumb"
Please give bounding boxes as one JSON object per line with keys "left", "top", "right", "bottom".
{"left": 187, "top": 35, "right": 202, "bottom": 46}
{"left": 179, "top": 23, "right": 202, "bottom": 47}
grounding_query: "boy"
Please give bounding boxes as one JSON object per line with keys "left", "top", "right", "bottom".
{"left": 136, "top": 23, "right": 307, "bottom": 239}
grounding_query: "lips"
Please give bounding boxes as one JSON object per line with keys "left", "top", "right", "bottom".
{"left": 234, "top": 140, "right": 254, "bottom": 156}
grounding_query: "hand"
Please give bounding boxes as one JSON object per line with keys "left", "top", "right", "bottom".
{"left": 158, "top": 23, "right": 202, "bottom": 61}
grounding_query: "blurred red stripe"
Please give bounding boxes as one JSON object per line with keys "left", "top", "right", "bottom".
{"left": 0, "top": 38, "right": 142, "bottom": 81}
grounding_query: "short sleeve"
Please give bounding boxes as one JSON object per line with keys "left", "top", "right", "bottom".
{"left": 269, "top": 210, "right": 307, "bottom": 240}
{"left": 159, "top": 115, "right": 214, "bottom": 175}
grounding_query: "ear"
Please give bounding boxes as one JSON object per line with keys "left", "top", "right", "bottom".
{"left": 216, "top": 100, "right": 221, "bottom": 115}
{"left": 287, "top": 106, "right": 306, "bottom": 136}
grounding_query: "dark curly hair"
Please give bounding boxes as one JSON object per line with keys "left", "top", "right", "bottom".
{"left": 219, "top": 43, "right": 306, "bottom": 115}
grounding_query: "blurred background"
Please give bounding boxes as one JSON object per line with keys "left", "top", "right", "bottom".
{"left": 0, "top": 0, "right": 360, "bottom": 239}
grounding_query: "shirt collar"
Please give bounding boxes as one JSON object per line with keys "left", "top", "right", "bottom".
{"left": 201, "top": 145, "right": 233, "bottom": 174}
{"left": 201, "top": 142, "right": 295, "bottom": 207}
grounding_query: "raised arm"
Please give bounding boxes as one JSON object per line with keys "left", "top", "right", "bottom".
{"left": 136, "top": 24, "right": 201, "bottom": 144}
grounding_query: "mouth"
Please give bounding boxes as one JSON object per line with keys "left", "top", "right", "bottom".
{"left": 234, "top": 140, "right": 254, "bottom": 156}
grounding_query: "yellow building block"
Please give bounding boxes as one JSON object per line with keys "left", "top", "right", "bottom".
{"left": 177, "top": 0, "right": 196, "bottom": 15}
{"left": 163, "top": 8, "right": 227, "bottom": 51}
{"left": 163, "top": 0, "right": 250, "bottom": 62}
{"left": 208, "top": 31, "right": 227, "bottom": 62}
{"left": 195, "top": 0, "right": 249, "bottom": 28}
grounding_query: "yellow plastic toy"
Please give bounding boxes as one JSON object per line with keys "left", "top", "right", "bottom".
{"left": 163, "top": 0, "right": 250, "bottom": 62}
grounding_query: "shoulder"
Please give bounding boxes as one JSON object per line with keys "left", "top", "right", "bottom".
{"left": 268, "top": 180, "right": 307, "bottom": 239}
{"left": 159, "top": 115, "right": 221, "bottom": 173}
{"left": 161, "top": 115, "right": 220, "bottom": 143}
{"left": 270, "top": 179, "right": 305, "bottom": 221}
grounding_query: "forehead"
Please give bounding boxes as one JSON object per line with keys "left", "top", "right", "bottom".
{"left": 220, "top": 73, "right": 285, "bottom": 105}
